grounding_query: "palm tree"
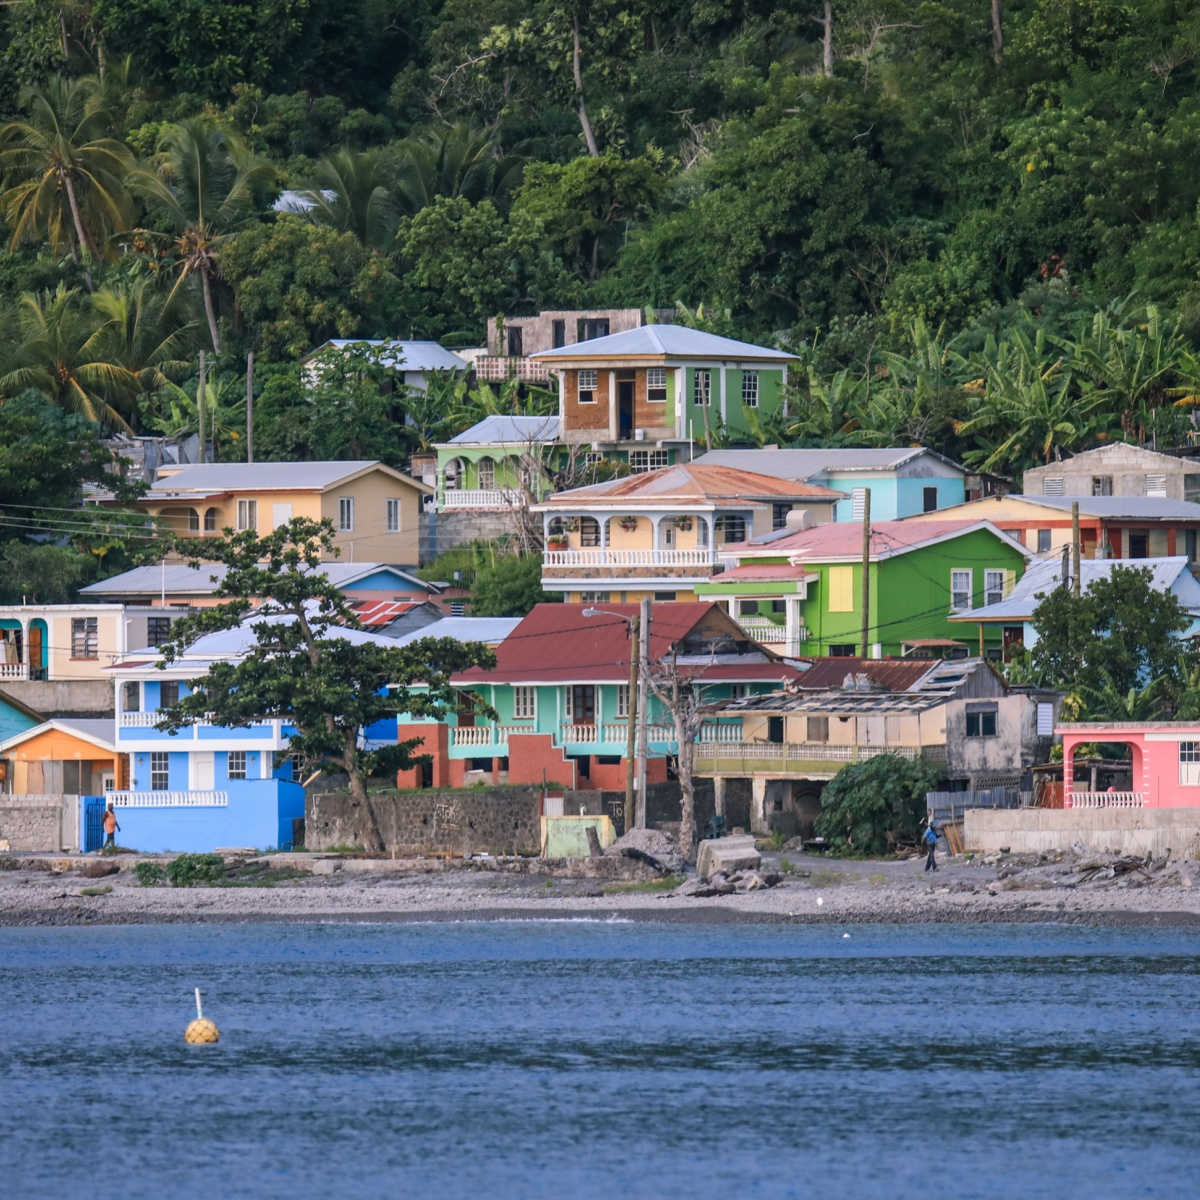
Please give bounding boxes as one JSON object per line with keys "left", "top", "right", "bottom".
{"left": 0, "top": 284, "right": 138, "bottom": 430}
{"left": 0, "top": 74, "right": 133, "bottom": 264}
{"left": 393, "top": 123, "right": 524, "bottom": 214}
{"left": 138, "top": 118, "right": 273, "bottom": 353}
{"left": 786, "top": 368, "right": 867, "bottom": 444}
{"left": 296, "top": 147, "right": 398, "bottom": 251}
{"left": 91, "top": 277, "right": 200, "bottom": 393}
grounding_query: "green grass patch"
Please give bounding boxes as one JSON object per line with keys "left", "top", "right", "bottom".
{"left": 80, "top": 884, "right": 112, "bottom": 896}
{"left": 134, "top": 861, "right": 167, "bottom": 887}
{"left": 602, "top": 875, "right": 684, "bottom": 895}
{"left": 807, "top": 870, "right": 852, "bottom": 887}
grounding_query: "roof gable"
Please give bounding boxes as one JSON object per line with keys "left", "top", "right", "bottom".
{"left": 146, "top": 460, "right": 431, "bottom": 496}
{"left": 531, "top": 324, "right": 797, "bottom": 362}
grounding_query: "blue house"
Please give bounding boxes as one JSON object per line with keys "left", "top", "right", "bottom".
{"left": 695, "top": 447, "right": 968, "bottom": 521}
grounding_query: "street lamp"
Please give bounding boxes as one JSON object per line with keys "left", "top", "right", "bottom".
{"left": 583, "top": 605, "right": 648, "bottom": 832}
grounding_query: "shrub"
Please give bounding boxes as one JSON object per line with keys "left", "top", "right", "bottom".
{"left": 134, "top": 861, "right": 166, "bottom": 887}
{"left": 165, "top": 854, "right": 227, "bottom": 887}
{"left": 814, "top": 755, "right": 941, "bottom": 856}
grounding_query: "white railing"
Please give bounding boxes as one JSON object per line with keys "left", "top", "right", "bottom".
{"left": 442, "top": 488, "right": 524, "bottom": 510}
{"left": 120, "top": 711, "right": 163, "bottom": 727}
{"left": 543, "top": 547, "right": 717, "bottom": 568}
{"left": 474, "top": 355, "right": 551, "bottom": 383}
{"left": 557, "top": 721, "right": 676, "bottom": 745}
{"left": 1068, "top": 791, "right": 1146, "bottom": 809}
{"left": 737, "top": 619, "right": 810, "bottom": 646}
{"left": 698, "top": 721, "right": 745, "bottom": 743}
{"left": 450, "top": 725, "right": 529, "bottom": 748}
{"left": 106, "top": 790, "right": 228, "bottom": 807}
{"left": 694, "top": 742, "right": 943, "bottom": 764}
{"left": 0, "top": 662, "right": 29, "bottom": 680}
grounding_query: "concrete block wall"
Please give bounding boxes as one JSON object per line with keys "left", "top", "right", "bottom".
{"left": 0, "top": 793, "right": 78, "bottom": 852}
{"left": 964, "top": 807, "right": 1200, "bottom": 858}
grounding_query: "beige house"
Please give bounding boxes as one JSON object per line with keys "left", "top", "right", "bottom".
{"left": 130, "top": 461, "right": 431, "bottom": 562}
{"left": 532, "top": 463, "right": 842, "bottom": 603}
{"left": 1022, "top": 443, "right": 1200, "bottom": 502}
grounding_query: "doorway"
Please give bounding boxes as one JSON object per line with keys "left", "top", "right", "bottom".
{"left": 570, "top": 685, "right": 596, "bottom": 723}
{"left": 618, "top": 381, "right": 635, "bottom": 438}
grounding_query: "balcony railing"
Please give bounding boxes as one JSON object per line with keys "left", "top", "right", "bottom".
{"left": 450, "top": 725, "right": 531, "bottom": 748}
{"left": 475, "top": 355, "right": 551, "bottom": 383}
{"left": 106, "top": 790, "right": 229, "bottom": 807}
{"left": 543, "top": 547, "right": 717, "bottom": 568}
{"left": 698, "top": 721, "right": 745, "bottom": 743}
{"left": 694, "top": 742, "right": 946, "bottom": 767}
{"left": 120, "top": 711, "right": 163, "bottom": 727}
{"left": 1068, "top": 791, "right": 1146, "bottom": 809}
{"left": 559, "top": 722, "right": 675, "bottom": 744}
{"left": 442, "top": 488, "right": 524, "bottom": 510}
{"left": 0, "top": 662, "right": 29, "bottom": 680}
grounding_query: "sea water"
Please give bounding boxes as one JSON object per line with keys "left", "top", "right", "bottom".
{"left": 1, "top": 920, "right": 1197, "bottom": 1199}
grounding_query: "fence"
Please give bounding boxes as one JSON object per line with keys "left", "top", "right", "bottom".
{"left": 925, "top": 788, "right": 1032, "bottom": 825}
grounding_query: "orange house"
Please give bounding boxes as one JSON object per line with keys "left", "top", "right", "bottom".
{"left": 0, "top": 718, "right": 125, "bottom": 795}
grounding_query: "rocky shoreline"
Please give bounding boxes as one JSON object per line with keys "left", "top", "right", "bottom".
{"left": 3, "top": 846, "right": 1199, "bottom": 929}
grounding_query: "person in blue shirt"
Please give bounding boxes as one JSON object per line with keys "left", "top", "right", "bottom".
{"left": 923, "top": 821, "right": 938, "bottom": 872}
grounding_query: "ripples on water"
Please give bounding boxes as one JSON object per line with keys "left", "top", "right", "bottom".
{"left": 2, "top": 921, "right": 1197, "bottom": 1199}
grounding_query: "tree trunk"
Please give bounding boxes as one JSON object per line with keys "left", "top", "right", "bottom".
{"left": 572, "top": 16, "right": 600, "bottom": 157}
{"left": 60, "top": 167, "right": 98, "bottom": 280}
{"left": 991, "top": 0, "right": 1003, "bottom": 65}
{"left": 346, "top": 749, "right": 385, "bottom": 852}
{"left": 200, "top": 269, "right": 222, "bottom": 353}
{"left": 675, "top": 712, "right": 696, "bottom": 858}
{"left": 822, "top": 2, "right": 833, "bottom": 78}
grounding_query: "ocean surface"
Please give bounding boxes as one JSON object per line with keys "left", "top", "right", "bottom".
{"left": 2, "top": 919, "right": 1198, "bottom": 1199}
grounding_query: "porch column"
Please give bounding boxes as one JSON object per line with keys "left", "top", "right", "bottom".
{"left": 1063, "top": 737, "right": 1075, "bottom": 807}
{"left": 785, "top": 596, "right": 804, "bottom": 656}
{"left": 713, "top": 776, "right": 726, "bottom": 820}
{"left": 600, "top": 514, "right": 609, "bottom": 549}
{"left": 19, "top": 616, "right": 29, "bottom": 674}
{"left": 608, "top": 370, "right": 618, "bottom": 441}
{"left": 651, "top": 513, "right": 665, "bottom": 550}
{"left": 556, "top": 369, "right": 565, "bottom": 427}
{"left": 750, "top": 776, "right": 769, "bottom": 834}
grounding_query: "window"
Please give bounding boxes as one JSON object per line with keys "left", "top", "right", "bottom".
{"left": 951, "top": 569, "right": 973, "bottom": 611}
{"left": 204, "top": 507, "right": 218, "bottom": 532}
{"left": 1037, "top": 528, "right": 1052, "bottom": 553}
{"left": 693, "top": 370, "right": 712, "bottom": 406}
{"left": 580, "top": 591, "right": 611, "bottom": 603}
{"left": 506, "top": 325, "right": 523, "bottom": 357}
{"left": 965, "top": 708, "right": 998, "bottom": 737}
{"left": 449, "top": 601, "right": 466, "bottom": 617}
{"left": 583, "top": 451, "right": 605, "bottom": 467}
{"left": 1036, "top": 702, "right": 1054, "bottom": 737}
{"left": 1092, "top": 475, "right": 1113, "bottom": 496}
{"left": 741, "top": 371, "right": 759, "bottom": 408}
{"left": 730, "top": 684, "right": 746, "bottom": 700}
{"left": 1180, "top": 742, "right": 1200, "bottom": 786}
{"left": 772, "top": 503, "right": 792, "bottom": 530}
{"left": 1186, "top": 474, "right": 1200, "bottom": 502}
{"left": 580, "top": 318, "right": 609, "bottom": 340}
{"left": 187, "top": 508, "right": 201, "bottom": 531}
{"left": 770, "top": 599, "right": 786, "bottom": 614}
{"left": 146, "top": 616, "right": 171, "bottom": 648}
{"left": 338, "top": 497, "right": 355, "bottom": 531}
{"left": 71, "top": 617, "right": 98, "bottom": 659}
{"left": 578, "top": 516, "right": 601, "bottom": 546}
{"left": 827, "top": 566, "right": 854, "bottom": 613}
{"left": 616, "top": 685, "right": 629, "bottom": 718}
{"left": 477, "top": 458, "right": 495, "bottom": 489}
{"left": 578, "top": 369, "right": 598, "bottom": 404}
{"left": 513, "top": 686, "right": 536, "bottom": 720}
{"left": 1128, "top": 530, "right": 1149, "bottom": 558}
{"left": 552, "top": 319, "right": 566, "bottom": 349}
{"left": 984, "top": 569, "right": 1006, "bottom": 606}
{"left": 629, "top": 449, "right": 669, "bottom": 472}
{"left": 829, "top": 644, "right": 856, "bottom": 657}
{"left": 228, "top": 750, "right": 247, "bottom": 780}
{"left": 851, "top": 487, "right": 867, "bottom": 519}
{"left": 1145, "top": 473, "right": 1167, "bottom": 498}
{"left": 922, "top": 486, "right": 938, "bottom": 513}
{"left": 237, "top": 499, "right": 257, "bottom": 531}
{"left": 122, "top": 681, "right": 140, "bottom": 712}
{"left": 159, "top": 681, "right": 180, "bottom": 708}
{"left": 565, "top": 684, "right": 595, "bottom": 722}
{"left": 806, "top": 716, "right": 829, "bottom": 743}
{"left": 288, "top": 753, "right": 305, "bottom": 781}
{"left": 386, "top": 498, "right": 401, "bottom": 533}
{"left": 150, "top": 751, "right": 169, "bottom": 791}
{"left": 647, "top": 367, "right": 667, "bottom": 403}
{"left": 714, "top": 515, "right": 746, "bottom": 544}
{"left": 657, "top": 591, "right": 676, "bottom": 601}
{"left": 738, "top": 600, "right": 759, "bottom": 616}
{"left": 1188, "top": 531, "right": 1199, "bottom": 563}
{"left": 1042, "top": 477, "right": 1064, "bottom": 495}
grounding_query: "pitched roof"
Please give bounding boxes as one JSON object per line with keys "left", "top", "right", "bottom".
{"left": 387, "top": 616, "right": 522, "bottom": 647}
{"left": 956, "top": 556, "right": 1200, "bottom": 622}
{"left": 444, "top": 415, "right": 560, "bottom": 445}
{"left": 81, "top": 561, "right": 434, "bottom": 598}
{"left": 1010, "top": 495, "right": 1200, "bottom": 520}
{"left": 145, "top": 460, "right": 430, "bottom": 496}
{"left": 303, "top": 339, "right": 468, "bottom": 372}
{"left": 717, "top": 519, "right": 1025, "bottom": 568}
{"left": 793, "top": 657, "right": 937, "bottom": 691}
{"left": 531, "top": 324, "right": 797, "bottom": 362}
{"left": 0, "top": 717, "right": 117, "bottom": 754}
{"left": 695, "top": 447, "right": 967, "bottom": 478}
{"left": 535, "top": 463, "right": 843, "bottom": 508}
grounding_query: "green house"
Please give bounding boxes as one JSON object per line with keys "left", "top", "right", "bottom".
{"left": 695, "top": 518, "right": 1030, "bottom": 660}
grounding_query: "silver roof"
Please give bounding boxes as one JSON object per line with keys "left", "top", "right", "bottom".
{"left": 305, "top": 339, "right": 468, "bottom": 372}
{"left": 1014, "top": 494, "right": 1200, "bottom": 519}
{"left": 696, "top": 447, "right": 965, "bottom": 478}
{"left": 385, "top": 617, "right": 521, "bottom": 646}
{"left": 145, "top": 460, "right": 424, "bottom": 495}
{"left": 532, "top": 324, "right": 796, "bottom": 362}
{"left": 80, "top": 562, "right": 430, "bottom": 597}
{"left": 445, "top": 415, "right": 560, "bottom": 445}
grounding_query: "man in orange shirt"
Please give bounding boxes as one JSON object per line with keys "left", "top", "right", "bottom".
{"left": 102, "top": 804, "right": 120, "bottom": 851}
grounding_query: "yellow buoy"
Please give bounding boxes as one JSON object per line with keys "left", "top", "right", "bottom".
{"left": 185, "top": 987, "right": 220, "bottom": 1044}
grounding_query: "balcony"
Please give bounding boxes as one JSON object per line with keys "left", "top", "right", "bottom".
{"left": 1068, "top": 791, "right": 1146, "bottom": 809}
{"left": 737, "top": 618, "right": 810, "bottom": 649}
{"left": 0, "top": 662, "right": 29, "bottom": 680}
{"left": 543, "top": 548, "right": 717, "bottom": 569}
{"left": 694, "top": 742, "right": 947, "bottom": 774}
{"left": 120, "top": 711, "right": 163, "bottom": 727}
{"left": 475, "top": 355, "right": 551, "bottom": 383}
{"left": 106, "top": 790, "right": 229, "bottom": 807}
{"left": 442, "top": 488, "right": 524, "bottom": 510}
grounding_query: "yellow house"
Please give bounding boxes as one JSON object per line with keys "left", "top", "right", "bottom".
{"left": 134, "top": 461, "right": 432, "bottom": 563}
{"left": 532, "top": 463, "right": 842, "bottom": 603}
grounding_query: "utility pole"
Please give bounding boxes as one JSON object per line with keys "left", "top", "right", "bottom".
{"left": 636, "top": 596, "right": 650, "bottom": 827}
{"left": 245, "top": 351, "right": 254, "bottom": 463}
{"left": 624, "top": 611, "right": 639, "bottom": 836}
{"left": 859, "top": 489, "right": 871, "bottom": 658}
{"left": 1071, "top": 501, "right": 1081, "bottom": 597}
{"left": 197, "top": 350, "right": 207, "bottom": 464}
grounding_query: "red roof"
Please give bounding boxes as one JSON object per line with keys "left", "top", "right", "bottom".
{"left": 351, "top": 599, "right": 420, "bottom": 628}
{"left": 724, "top": 518, "right": 995, "bottom": 561}
{"left": 454, "top": 601, "right": 798, "bottom": 684}
{"left": 714, "top": 563, "right": 816, "bottom": 582}
{"left": 794, "top": 657, "right": 934, "bottom": 691}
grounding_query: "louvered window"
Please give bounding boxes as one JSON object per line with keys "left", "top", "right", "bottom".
{"left": 1043, "top": 477, "right": 1064, "bottom": 495}
{"left": 1146, "top": 473, "right": 1167, "bottom": 497}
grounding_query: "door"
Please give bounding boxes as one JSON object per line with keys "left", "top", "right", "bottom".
{"left": 27, "top": 624, "right": 43, "bottom": 678}
{"left": 190, "top": 752, "right": 215, "bottom": 792}
{"left": 570, "top": 686, "right": 596, "bottom": 723}
{"left": 618, "top": 381, "right": 635, "bottom": 438}
{"left": 83, "top": 796, "right": 105, "bottom": 853}
{"left": 101, "top": 772, "right": 115, "bottom": 795}
{"left": 273, "top": 502, "right": 293, "bottom": 529}
{"left": 767, "top": 716, "right": 785, "bottom": 744}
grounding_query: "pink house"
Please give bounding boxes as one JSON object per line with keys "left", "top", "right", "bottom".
{"left": 1058, "top": 722, "right": 1200, "bottom": 808}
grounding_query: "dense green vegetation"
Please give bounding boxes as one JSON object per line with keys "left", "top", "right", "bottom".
{"left": 6, "top": 3, "right": 1200, "bottom": 593}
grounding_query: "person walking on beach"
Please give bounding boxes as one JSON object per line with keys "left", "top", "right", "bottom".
{"left": 923, "top": 821, "right": 938, "bottom": 872}
{"left": 102, "top": 803, "right": 120, "bottom": 851}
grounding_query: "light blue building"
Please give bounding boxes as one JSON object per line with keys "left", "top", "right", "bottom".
{"left": 695, "top": 447, "right": 968, "bottom": 521}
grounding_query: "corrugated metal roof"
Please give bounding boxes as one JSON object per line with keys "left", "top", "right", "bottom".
{"left": 532, "top": 324, "right": 797, "bottom": 362}
{"left": 794, "top": 658, "right": 937, "bottom": 691}
{"left": 1012, "top": 494, "right": 1200, "bottom": 519}
{"left": 305, "top": 339, "right": 468, "bottom": 372}
{"left": 81, "top": 562, "right": 431, "bottom": 597}
{"left": 446, "top": 415, "right": 560, "bottom": 445}
{"left": 536, "top": 464, "right": 843, "bottom": 507}
{"left": 146, "top": 460, "right": 430, "bottom": 495}
{"left": 696, "top": 447, "right": 966, "bottom": 478}
{"left": 387, "top": 617, "right": 522, "bottom": 646}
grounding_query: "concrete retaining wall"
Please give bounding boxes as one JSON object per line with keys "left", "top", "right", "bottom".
{"left": 964, "top": 807, "right": 1200, "bottom": 858}
{"left": 307, "top": 787, "right": 542, "bottom": 855}
{"left": 420, "top": 511, "right": 518, "bottom": 562}
{"left": 0, "top": 794, "right": 78, "bottom": 852}
{"left": 1, "top": 679, "right": 113, "bottom": 716}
